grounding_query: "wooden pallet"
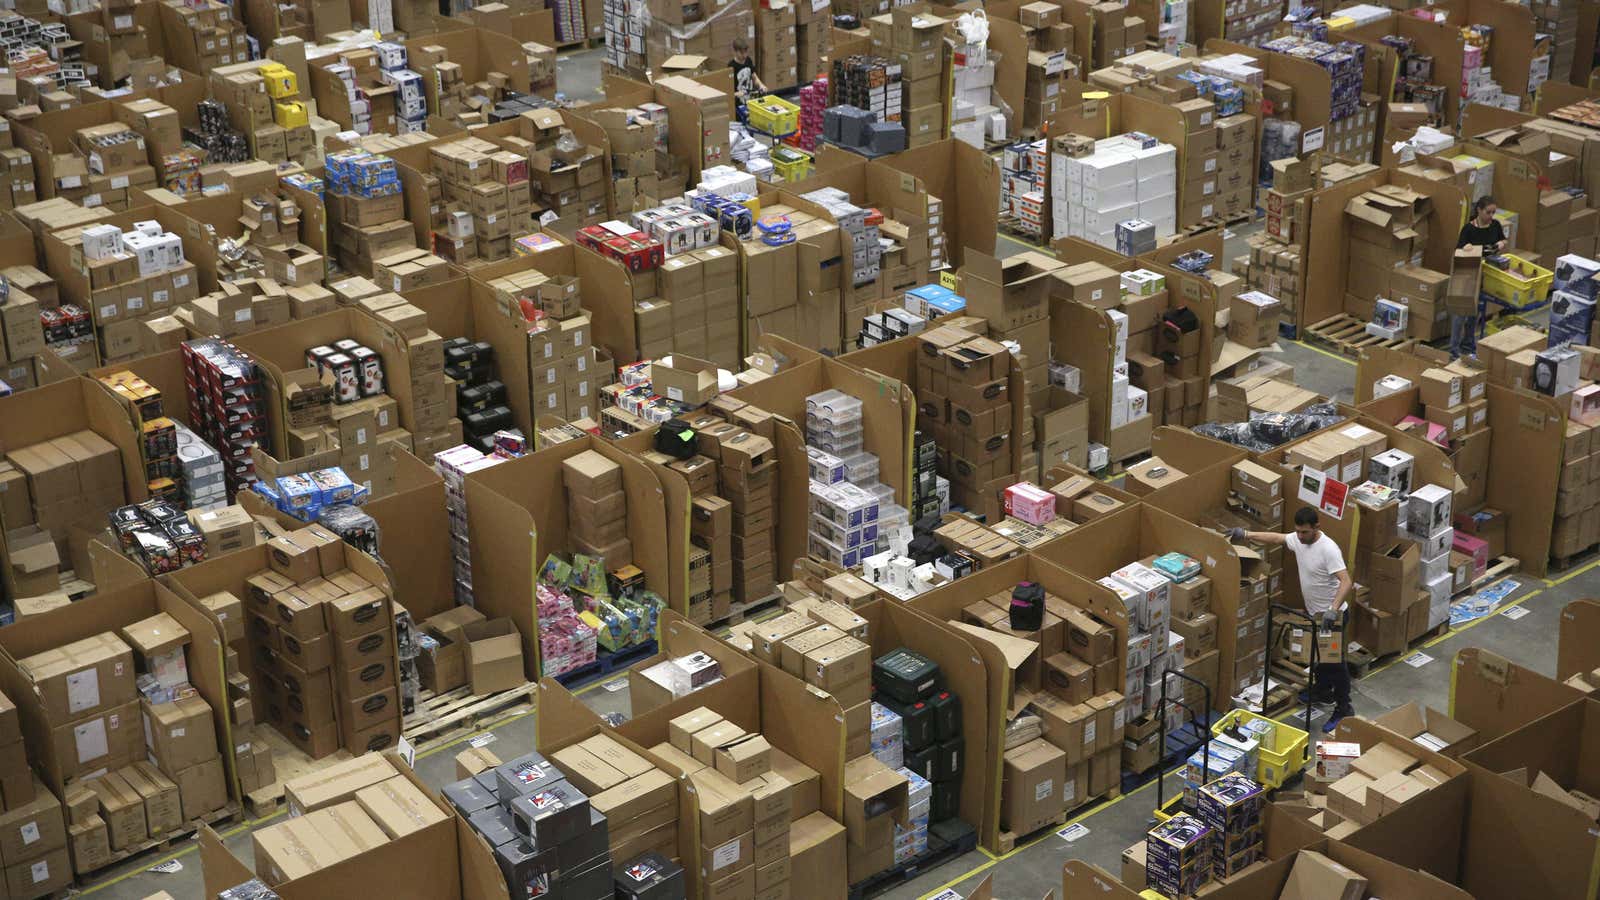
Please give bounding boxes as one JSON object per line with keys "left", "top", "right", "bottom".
{"left": 1180, "top": 211, "right": 1255, "bottom": 237}
{"left": 402, "top": 682, "right": 538, "bottom": 753}
{"left": 1304, "top": 314, "right": 1415, "bottom": 358}
{"left": 77, "top": 802, "right": 239, "bottom": 878}
{"left": 1454, "top": 555, "right": 1519, "bottom": 598}
{"left": 1549, "top": 545, "right": 1598, "bottom": 572}
{"left": 244, "top": 727, "right": 356, "bottom": 819}
{"left": 996, "top": 808, "right": 1068, "bottom": 855}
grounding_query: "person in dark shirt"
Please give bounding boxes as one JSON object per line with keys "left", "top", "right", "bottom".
{"left": 729, "top": 38, "right": 765, "bottom": 101}
{"left": 1457, "top": 195, "right": 1508, "bottom": 253}
{"left": 1449, "top": 196, "right": 1507, "bottom": 359}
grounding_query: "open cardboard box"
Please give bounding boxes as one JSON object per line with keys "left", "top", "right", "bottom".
{"left": 459, "top": 618, "right": 524, "bottom": 695}
{"left": 1373, "top": 701, "right": 1479, "bottom": 757}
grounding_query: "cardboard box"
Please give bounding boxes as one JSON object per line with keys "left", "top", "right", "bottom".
{"left": 1001, "top": 738, "right": 1066, "bottom": 834}
{"left": 284, "top": 754, "right": 397, "bottom": 816}
{"left": 1373, "top": 702, "right": 1478, "bottom": 757}
{"left": 16, "top": 632, "right": 137, "bottom": 722}
{"left": 459, "top": 618, "right": 524, "bottom": 694}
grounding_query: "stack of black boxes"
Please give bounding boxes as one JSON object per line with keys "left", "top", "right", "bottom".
{"left": 444, "top": 337, "right": 510, "bottom": 453}
{"left": 872, "top": 648, "right": 964, "bottom": 822}
{"left": 443, "top": 751, "right": 612, "bottom": 898}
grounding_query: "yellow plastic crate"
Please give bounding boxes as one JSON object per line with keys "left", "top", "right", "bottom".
{"left": 1211, "top": 709, "right": 1309, "bottom": 788}
{"left": 1481, "top": 253, "right": 1553, "bottom": 307}
{"left": 771, "top": 145, "right": 813, "bottom": 182}
{"left": 747, "top": 95, "right": 800, "bottom": 135}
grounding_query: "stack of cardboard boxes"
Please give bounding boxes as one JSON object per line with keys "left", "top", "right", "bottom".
{"left": 644, "top": 244, "right": 740, "bottom": 368}
{"left": 1051, "top": 132, "right": 1177, "bottom": 247}
{"left": 0, "top": 773, "right": 70, "bottom": 897}
{"left": 425, "top": 137, "right": 537, "bottom": 263}
{"left": 1342, "top": 185, "right": 1430, "bottom": 314}
{"left": 58, "top": 219, "right": 199, "bottom": 364}
{"left": 547, "top": 733, "right": 679, "bottom": 865}
{"left": 207, "top": 60, "right": 317, "bottom": 165}
{"left": 588, "top": 105, "right": 677, "bottom": 216}
{"left": 2, "top": 428, "right": 125, "bottom": 594}
{"left": 654, "top": 708, "right": 799, "bottom": 895}
{"left": 157, "top": 0, "right": 249, "bottom": 76}
{"left": 1088, "top": 1, "right": 1142, "bottom": 68}
{"left": 634, "top": 2, "right": 751, "bottom": 87}
{"left": 324, "top": 150, "right": 414, "bottom": 278}
{"left": 248, "top": 525, "right": 401, "bottom": 757}
{"left": 563, "top": 450, "right": 633, "bottom": 569}
{"left": 906, "top": 324, "right": 1016, "bottom": 518}
{"left": 755, "top": 0, "right": 797, "bottom": 92}
{"left": 868, "top": 9, "right": 944, "bottom": 148}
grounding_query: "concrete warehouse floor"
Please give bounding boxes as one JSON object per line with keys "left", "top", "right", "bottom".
{"left": 78, "top": 58, "right": 1569, "bottom": 899}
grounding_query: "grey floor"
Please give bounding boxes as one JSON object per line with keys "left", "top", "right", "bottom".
{"left": 82, "top": 66, "right": 1571, "bottom": 900}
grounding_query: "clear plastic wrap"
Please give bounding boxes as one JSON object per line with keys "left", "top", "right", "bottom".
{"left": 1195, "top": 405, "right": 1346, "bottom": 451}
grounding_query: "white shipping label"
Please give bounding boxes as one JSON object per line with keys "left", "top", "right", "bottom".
{"left": 711, "top": 837, "right": 742, "bottom": 870}
{"left": 66, "top": 670, "right": 101, "bottom": 714}
{"left": 29, "top": 859, "right": 47, "bottom": 883}
{"left": 235, "top": 309, "right": 252, "bottom": 323}
{"left": 1035, "top": 779, "right": 1054, "bottom": 801}
{"left": 74, "top": 718, "right": 108, "bottom": 764}
{"left": 20, "top": 821, "right": 39, "bottom": 844}
{"left": 1084, "top": 720, "right": 1097, "bottom": 745}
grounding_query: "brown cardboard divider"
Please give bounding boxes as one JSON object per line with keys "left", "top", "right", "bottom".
{"left": 1201, "top": 835, "right": 1476, "bottom": 900}
{"left": 1427, "top": 136, "right": 1543, "bottom": 251}
{"left": 0, "top": 579, "right": 236, "bottom": 800}
{"left": 199, "top": 751, "right": 465, "bottom": 900}
{"left": 857, "top": 599, "right": 994, "bottom": 851}
{"left": 231, "top": 308, "right": 423, "bottom": 459}
{"left": 464, "top": 433, "right": 668, "bottom": 679}
{"left": 1448, "top": 647, "right": 1587, "bottom": 745}
{"left": 1558, "top": 599, "right": 1600, "bottom": 681}
{"left": 730, "top": 355, "right": 914, "bottom": 505}
{"left": 1035, "top": 502, "right": 1241, "bottom": 712}
{"left": 1061, "top": 859, "right": 1142, "bottom": 898}
{"left": 239, "top": 449, "right": 456, "bottom": 621}
{"left": 1458, "top": 698, "right": 1600, "bottom": 900}
{"left": 162, "top": 542, "right": 403, "bottom": 785}
{"left": 1149, "top": 425, "right": 1248, "bottom": 475}
{"left": 468, "top": 241, "right": 642, "bottom": 368}
{"left": 1204, "top": 38, "right": 1333, "bottom": 143}
{"left": 908, "top": 552, "right": 1131, "bottom": 850}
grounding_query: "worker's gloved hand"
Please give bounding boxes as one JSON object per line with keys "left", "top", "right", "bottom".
{"left": 1226, "top": 527, "right": 1246, "bottom": 543}
{"left": 1318, "top": 611, "right": 1340, "bottom": 629}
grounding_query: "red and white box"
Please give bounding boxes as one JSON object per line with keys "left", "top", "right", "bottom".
{"left": 1003, "top": 481, "right": 1056, "bottom": 525}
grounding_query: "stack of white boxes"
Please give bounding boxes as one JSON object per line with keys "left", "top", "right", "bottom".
{"left": 803, "top": 187, "right": 881, "bottom": 288}
{"left": 1197, "top": 53, "right": 1265, "bottom": 90}
{"left": 433, "top": 445, "right": 508, "bottom": 605}
{"left": 1405, "top": 483, "right": 1454, "bottom": 630}
{"left": 894, "top": 767, "right": 931, "bottom": 863}
{"left": 1460, "top": 43, "right": 1510, "bottom": 118}
{"left": 927, "top": 194, "right": 946, "bottom": 274}
{"left": 1105, "top": 308, "right": 1149, "bottom": 429}
{"left": 869, "top": 702, "right": 904, "bottom": 768}
{"left": 1002, "top": 140, "right": 1048, "bottom": 242}
{"left": 1099, "top": 561, "right": 1172, "bottom": 720}
{"left": 950, "top": 41, "right": 1001, "bottom": 148}
{"left": 1153, "top": 0, "right": 1187, "bottom": 53}
{"left": 1051, "top": 134, "right": 1176, "bottom": 248}
{"left": 173, "top": 421, "right": 225, "bottom": 510}
{"left": 805, "top": 389, "right": 910, "bottom": 570}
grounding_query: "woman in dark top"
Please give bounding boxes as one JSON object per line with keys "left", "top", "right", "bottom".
{"left": 1448, "top": 196, "right": 1507, "bottom": 359}
{"left": 1457, "top": 195, "right": 1508, "bottom": 253}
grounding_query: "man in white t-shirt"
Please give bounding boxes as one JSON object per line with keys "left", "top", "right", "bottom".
{"left": 1232, "top": 506, "right": 1355, "bottom": 731}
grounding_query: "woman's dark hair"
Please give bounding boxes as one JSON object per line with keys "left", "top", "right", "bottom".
{"left": 1294, "top": 506, "right": 1320, "bottom": 527}
{"left": 1474, "top": 195, "right": 1497, "bottom": 215}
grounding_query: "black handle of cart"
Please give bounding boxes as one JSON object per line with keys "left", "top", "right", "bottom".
{"left": 1264, "top": 602, "right": 1345, "bottom": 734}
{"left": 1152, "top": 668, "right": 1213, "bottom": 818}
